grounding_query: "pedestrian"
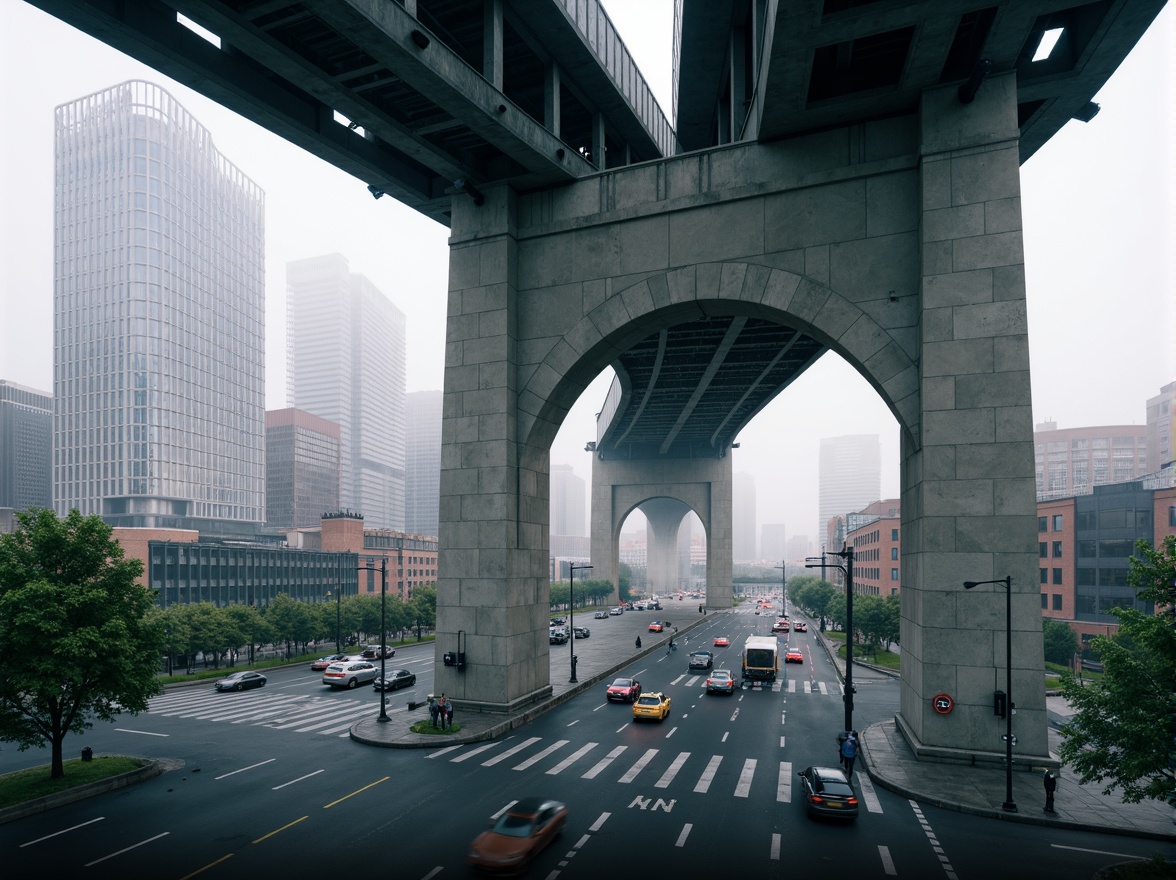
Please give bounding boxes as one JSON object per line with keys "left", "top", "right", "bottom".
{"left": 428, "top": 696, "right": 439, "bottom": 729}
{"left": 1042, "top": 769, "right": 1057, "bottom": 814}
{"left": 445, "top": 697, "right": 454, "bottom": 730}
{"left": 438, "top": 694, "right": 449, "bottom": 730}
{"left": 840, "top": 730, "right": 858, "bottom": 776}
{"left": 635, "top": 636, "right": 642, "bottom": 649}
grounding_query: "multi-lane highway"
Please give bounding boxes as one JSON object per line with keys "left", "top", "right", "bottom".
{"left": 2, "top": 606, "right": 1166, "bottom": 879}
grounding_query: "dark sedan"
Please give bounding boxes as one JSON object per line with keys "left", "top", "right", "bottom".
{"left": 797, "top": 765, "right": 859, "bottom": 820}
{"left": 688, "top": 650, "right": 714, "bottom": 670}
{"left": 373, "top": 668, "right": 417, "bottom": 691}
{"left": 214, "top": 670, "right": 267, "bottom": 692}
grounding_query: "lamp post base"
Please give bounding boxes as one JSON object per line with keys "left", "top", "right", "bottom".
{"left": 1002, "top": 802, "right": 1017, "bottom": 813}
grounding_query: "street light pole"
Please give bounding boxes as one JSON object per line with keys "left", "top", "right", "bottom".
{"left": 806, "top": 544, "right": 855, "bottom": 733}
{"left": 963, "top": 575, "right": 1016, "bottom": 812}
{"left": 360, "top": 559, "right": 390, "bottom": 722}
{"left": 569, "top": 563, "right": 592, "bottom": 683}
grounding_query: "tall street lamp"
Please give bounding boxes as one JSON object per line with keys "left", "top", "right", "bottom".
{"left": 806, "top": 544, "right": 855, "bottom": 733}
{"left": 964, "top": 575, "right": 1016, "bottom": 812}
{"left": 359, "top": 559, "right": 390, "bottom": 723}
{"left": 326, "top": 587, "right": 342, "bottom": 653}
{"left": 774, "top": 560, "right": 786, "bottom": 607}
{"left": 569, "top": 563, "right": 592, "bottom": 683}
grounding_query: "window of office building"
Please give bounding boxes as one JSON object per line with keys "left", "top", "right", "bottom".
{"left": 1052, "top": 594, "right": 1062, "bottom": 611}
{"left": 1038, "top": 516, "right": 1048, "bottom": 532}
{"left": 1052, "top": 568, "right": 1062, "bottom": 584}
{"left": 1040, "top": 593, "right": 1048, "bottom": 609}
{"left": 1040, "top": 568, "right": 1048, "bottom": 584}
{"left": 1052, "top": 514, "right": 1063, "bottom": 531}
{"left": 1052, "top": 541, "right": 1063, "bottom": 558}
{"left": 1039, "top": 542, "right": 1047, "bottom": 558}
{"left": 890, "top": 568, "right": 898, "bottom": 581}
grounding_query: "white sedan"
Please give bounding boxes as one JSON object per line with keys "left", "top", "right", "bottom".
{"left": 322, "top": 660, "right": 379, "bottom": 689}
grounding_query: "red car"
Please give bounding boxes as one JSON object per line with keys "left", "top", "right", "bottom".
{"left": 793, "top": 622, "right": 808, "bottom": 633}
{"left": 648, "top": 621, "right": 664, "bottom": 632}
{"left": 310, "top": 653, "right": 347, "bottom": 671}
{"left": 786, "top": 649, "right": 804, "bottom": 663}
{"left": 606, "top": 677, "right": 642, "bottom": 702}
{"left": 713, "top": 636, "right": 730, "bottom": 647}
{"left": 467, "top": 797, "right": 567, "bottom": 873}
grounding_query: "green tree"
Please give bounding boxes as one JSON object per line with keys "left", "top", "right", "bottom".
{"left": 0, "top": 509, "right": 164, "bottom": 779}
{"left": 408, "top": 584, "right": 437, "bottom": 637}
{"left": 1057, "top": 536, "right": 1176, "bottom": 806}
{"left": 223, "top": 603, "right": 270, "bottom": 663}
{"left": 264, "top": 593, "right": 313, "bottom": 657}
{"left": 1042, "top": 618, "right": 1078, "bottom": 666}
{"left": 187, "top": 602, "right": 231, "bottom": 668}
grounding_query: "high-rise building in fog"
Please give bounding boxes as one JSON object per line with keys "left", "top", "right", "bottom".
{"left": 286, "top": 254, "right": 406, "bottom": 530}
{"left": 406, "top": 390, "right": 442, "bottom": 536}
{"left": 1146, "top": 381, "right": 1176, "bottom": 474}
{"left": 818, "top": 435, "right": 881, "bottom": 547}
{"left": 1034, "top": 421, "right": 1148, "bottom": 501}
{"left": 54, "top": 81, "right": 265, "bottom": 530}
{"left": 1, "top": 380, "right": 52, "bottom": 513}
{"left": 733, "top": 471, "right": 757, "bottom": 562}
{"left": 760, "top": 523, "right": 786, "bottom": 564}
{"left": 550, "top": 464, "right": 586, "bottom": 538}
{"left": 265, "top": 408, "right": 341, "bottom": 530}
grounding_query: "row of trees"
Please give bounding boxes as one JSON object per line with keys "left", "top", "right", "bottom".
{"left": 786, "top": 574, "right": 902, "bottom": 654}
{"left": 153, "top": 584, "right": 437, "bottom": 670}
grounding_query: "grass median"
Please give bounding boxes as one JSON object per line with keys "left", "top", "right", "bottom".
{"left": 0, "top": 756, "right": 146, "bottom": 811}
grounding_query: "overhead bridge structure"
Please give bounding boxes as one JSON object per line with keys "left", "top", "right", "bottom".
{"left": 27, "top": 0, "right": 1166, "bottom": 767}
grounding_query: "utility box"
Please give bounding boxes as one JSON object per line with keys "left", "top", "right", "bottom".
{"left": 993, "top": 690, "right": 1007, "bottom": 718}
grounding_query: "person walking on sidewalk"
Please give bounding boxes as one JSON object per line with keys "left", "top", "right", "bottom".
{"left": 1042, "top": 769, "right": 1057, "bottom": 814}
{"left": 840, "top": 730, "right": 858, "bottom": 777}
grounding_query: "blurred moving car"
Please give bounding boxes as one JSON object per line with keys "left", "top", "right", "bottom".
{"left": 713, "top": 636, "right": 730, "bottom": 647}
{"left": 609, "top": 607, "right": 624, "bottom": 615}
{"left": 688, "top": 650, "right": 714, "bottom": 670}
{"left": 786, "top": 648, "right": 804, "bottom": 663}
{"left": 573, "top": 626, "right": 590, "bottom": 639}
{"left": 606, "top": 677, "right": 642, "bottom": 702}
{"left": 467, "top": 797, "right": 567, "bottom": 874}
{"left": 310, "top": 653, "right": 347, "bottom": 671}
{"left": 361, "top": 645, "right": 395, "bottom": 660}
{"left": 772, "top": 619, "right": 790, "bottom": 633}
{"left": 632, "top": 692, "right": 671, "bottom": 722}
{"left": 648, "top": 621, "right": 663, "bottom": 632}
{"left": 323, "top": 660, "right": 379, "bottom": 689}
{"left": 793, "top": 621, "right": 808, "bottom": 633}
{"left": 593, "top": 610, "right": 608, "bottom": 619}
{"left": 214, "top": 670, "right": 267, "bottom": 692}
{"left": 373, "top": 668, "right": 417, "bottom": 691}
{"left": 705, "top": 669, "right": 736, "bottom": 694}
{"left": 549, "top": 628, "right": 568, "bottom": 645}
{"left": 797, "top": 766, "right": 859, "bottom": 819}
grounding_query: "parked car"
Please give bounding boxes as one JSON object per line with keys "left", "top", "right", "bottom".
{"left": 361, "top": 645, "right": 395, "bottom": 660}
{"left": 688, "top": 650, "right": 714, "bottom": 670}
{"left": 593, "top": 610, "right": 608, "bottom": 620}
{"left": 713, "top": 635, "right": 730, "bottom": 647}
{"left": 467, "top": 797, "right": 567, "bottom": 873}
{"left": 549, "top": 628, "right": 568, "bottom": 644}
{"left": 797, "top": 765, "right": 859, "bottom": 820}
{"left": 648, "top": 621, "right": 663, "bottom": 632}
{"left": 609, "top": 607, "right": 623, "bottom": 616}
{"left": 705, "top": 669, "right": 736, "bottom": 695}
{"left": 310, "top": 653, "right": 347, "bottom": 671}
{"left": 632, "top": 692, "right": 671, "bottom": 722}
{"left": 786, "top": 648, "right": 804, "bottom": 663}
{"left": 550, "top": 616, "right": 567, "bottom": 626}
{"left": 606, "top": 677, "right": 641, "bottom": 702}
{"left": 573, "top": 626, "right": 590, "bottom": 639}
{"left": 373, "top": 668, "right": 417, "bottom": 691}
{"left": 323, "top": 660, "right": 379, "bottom": 689}
{"left": 214, "top": 670, "right": 267, "bottom": 692}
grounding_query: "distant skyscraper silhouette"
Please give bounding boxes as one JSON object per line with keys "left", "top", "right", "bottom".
{"left": 733, "top": 471, "right": 757, "bottom": 562}
{"left": 550, "top": 464, "right": 587, "bottom": 538}
{"left": 53, "top": 81, "right": 265, "bottom": 529}
{"left": 286, "top": 253, "right": 406, "bottom": 530}
{"left": 818, "top": 435, "right": 881, "bottom": 547}
{"left": 406, "top": 390, "right": 442, "bottom": 536}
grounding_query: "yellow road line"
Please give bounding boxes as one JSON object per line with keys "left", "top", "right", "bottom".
{"left": 323, "top": 776, "right": 390, "bottom": 808}
{"left": 178, "top": 853, "right": 233, "bottom": 879}
{"left": 252, "top": 815, "right": 309, "bottom": 843}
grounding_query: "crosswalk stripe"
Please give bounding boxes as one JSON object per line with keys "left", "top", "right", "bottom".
{"left": 482, "top": 737, "right": 542, "bottom": 767}
{"left": 582, "top": 745, "right": 627, "bottom": 779}
{"left": 546, "top": 742, "right": 598, "bottom": 775}
{"left": 694, "top": 755, "right": 722, "bottom": 793}
{"left": 654, "top": 752, "right": 690, "bottom": 788}
{"left": 735, "top": 758, "right": 756, "bottom": 797}
{"left": 617, "top": 748, "right": 658, "bottom": 783}
{"left": 787, "top": 679, "right": 796, "bottom": 693}
{"left": 513, "top": 739, "right": 569, "bottom": 771}
{"left": 777, "top": 761, "right": 792, "bottom": 802}
{"left": 818, "top": 681, "right": 828, "bottom": 696}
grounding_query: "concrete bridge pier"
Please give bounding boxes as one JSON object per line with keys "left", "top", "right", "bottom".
{"left": 639, "top": 498, "right": 691, "bottom": 598}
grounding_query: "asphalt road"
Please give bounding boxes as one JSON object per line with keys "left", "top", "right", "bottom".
{"left": 2, "top": 608, "right": 1169, "bottom": 879}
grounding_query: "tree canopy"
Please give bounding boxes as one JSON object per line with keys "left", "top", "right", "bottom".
{"left": 1057, "top": 537, "right": 1176, "bottom": 806}
{"left": 0, "top": 509, "right": 164, "bottom": 778}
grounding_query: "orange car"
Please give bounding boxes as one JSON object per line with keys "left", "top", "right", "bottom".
{"left": 713, "top": 636, "right": 730, "bottom": 647}
{"left": 468, "top": 797, "right": 567, "bottom": 873}
{"left": 786, "top": 648, "right": 804, "bottom": 663}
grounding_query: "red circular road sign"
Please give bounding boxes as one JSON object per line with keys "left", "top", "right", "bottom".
{"left": 932, "top": 693, "right": 954, "bottom": 714}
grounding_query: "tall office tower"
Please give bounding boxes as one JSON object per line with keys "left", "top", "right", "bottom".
{"left": 732, "top": 471, "right": 757, "bottom": 562}
{"left": 550, "top": 463, "right": 587, "bottom": 538}
{"left": 818, "top": 435, "right": 881, "bottom": 546}
{"left": 1146, "top": 381, "right": 1176, "bottom": 474}
{"left": 286, "top": 254, "right": 406, "bottom": 530}
{"left": 760, "top": 523, "right": 787, "bottom": 564}
{"left": 405, "top": 390, "right": 442, "bottom": 536}
{"left": 0, "top": 381, "right": 53, "bottom": 513}
{"left": 265, "top": 408, "right": 341, "bottom": 530}
{"left": 54, "top": 82, "right": 265, "bottom": 530}
{"left": 1034, "top": 421, "right": 1149, "bottom": 500}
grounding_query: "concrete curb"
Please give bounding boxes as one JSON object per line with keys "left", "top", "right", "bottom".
{"left": 0, "top": 759, "right": 164, "bottom": 825}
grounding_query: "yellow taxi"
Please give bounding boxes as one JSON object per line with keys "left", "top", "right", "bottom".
{"left": 632, "top": 691, "right": 672, "bottom": 722}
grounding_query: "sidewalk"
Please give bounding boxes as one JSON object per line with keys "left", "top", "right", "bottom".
{"left": 352, "top": 609, "right": 1174, "bottom": 843}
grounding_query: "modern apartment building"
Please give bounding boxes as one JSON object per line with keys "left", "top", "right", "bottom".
{"left": 286, "top": 254, "right": 406, "bottom": 531}
{"left": 405, "top": 390, "right": 442, "bottom": 537}
{"left": 1034, "top": 421, "right": 1148, "bottom": 501}
{"left": 818, "top": 435, "right": 880, "bottom": 550}
{"left": 265, "top": 408, "right": 341, "bottom": 530}
{"left": 0, "top": 380, "right": 52, "bottom": 513}
{"left": 53, "top": 81, "right": 265, "bottom": 532}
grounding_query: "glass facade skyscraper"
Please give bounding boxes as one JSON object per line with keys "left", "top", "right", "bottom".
{"left": 53, "top": 81, "right": 265, "bottom": 529}
{"left": 405, "top": 390, "right": 441, "bottom": 536}
{"left": 286, "top": 254, "right": 406, "bottom": 531}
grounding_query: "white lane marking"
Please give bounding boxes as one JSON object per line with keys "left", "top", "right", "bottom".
{"left": 566, "top": 719, "right": 580, "bottom": 727}
{"left": 491, "top": 800, "right": 518, "bottom": 819}
{"left": 879, "top": 845, "right": 897, "bottom": 875}
{"left": 818, "top": 681, "right": 828, "bottom": 695}
{"left": 776, "top": 761, "right": 792, "bottom": 802}
{"left": 546, "top": 742, "right": 598, "bottom": 775}
{"left": 450, "top": 741, "right": 502, "bottom": 763}
{"left": 655, "top": 752, "right": 691, "bottom": 788}
{"left": 721, "top": 731, "right": 729, "bottom": 742}
{"left": 675, "top": 823, "right": 692, "bottom": 847}
{"left": 420, "top": 868, "right": 442, "bottom": 880}
{"left": 582, "top": 745, "right": 627, "bottom": 779}
{"left": 779, "top": 735, "right": 786, "bottom": 748}
{"left": 513, "top": 739, "right": 569, "bottom": 771}
{"left": 857, "top": 772, "right": 884, "bottom": 812}
{"left": 770, "top": 833, "right": 781, "bottom": 860}
{"left": 694, "top": 755, "right": 723, "bottom": 793}
{"left": 617, "top": 748, "right": 658, "bottom": 783}
{"left": 19, "top": 817, "right": 104, "bottom": 847}
{"left": 424, "top": 744, "right": 463, "bottom": 759}
{"left": 787, "top": 679, "right": 796, "bottom": 692}
{"left": 589, "top": 812, "right": 610, "bottom": 832}
{"left": 84, "top": 832, "right": 169, "bottom": 866}
{"left": 114, "top": 729, "right": 169, "bottom": 737}
{"left": 729, "top": 707, "right": 739, "bottom": 722}
{"left": 664, "top": 725, "right": 678, "bottom": 738}
{"left": 1051, "top": 845, "right": 1150, "bottom": 860}
{"left": 804, "top": 681, "right": 812, "bottom": 694}
{"left": 482, "top": 736, "right": 543, "bottom": 766}
{"left": 273, "top": 769, "right": 325, "bottom": 790}
{"left": 215, "top": 758, "right": 275, "bottom": 779}
{"left": 734, "top": 758, "right": 757, "bottom": 797}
